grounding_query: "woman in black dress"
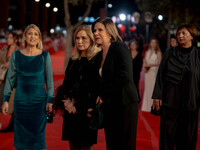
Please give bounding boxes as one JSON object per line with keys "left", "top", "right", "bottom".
{"left": 128, "top": 39, "right": 143, "bottom": 101}
{"left": 55, "top": 25, "right": 100, "bottom": 150}
{"left": 152, "top": 24, "right": 200, "bottom": 150}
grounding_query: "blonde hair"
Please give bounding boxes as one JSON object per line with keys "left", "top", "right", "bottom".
{"left": 149, "top": 37, "right": 161, "bottom": 54}
{"left": 72, "top": 25, "right": 100, "bottom": 60}
{"left": 23, "top": 24, "right": 43, "bottom": 49}
{"left": 92, "top": 17, "right": 123, "bottom": 43}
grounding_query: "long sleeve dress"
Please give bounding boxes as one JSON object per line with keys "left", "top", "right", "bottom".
{"left": 0, "top": 46, "right": 8, "bottom": 112}
{"left": 3, "top": 50, "right": 54, "bottom": 149}
{"left": 0, "top": 46, "right": 18, "bottom": 112}
{"left": 132, "top": 53, "right": 143, "bottom": 101}
{"left": 61, "top": 55, "right": 99, "bottom": 146}
{"left": 141, "top": 49, "right": 159, "bottom": 112}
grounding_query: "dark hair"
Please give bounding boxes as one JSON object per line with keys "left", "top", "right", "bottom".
{"left": 92, "top": 17, "right": 123, "bottom": 42}
{"left": 128, "top": 39, "right": 139, "bottom": 52}
{"left": 170, "top": 34, "right": 176, "bottom": 39}
{"left": 176, "top": 23, "right": 197, "bottom": 42}
{"left": 9, "top": 31, "right": 20, "bottom": 47}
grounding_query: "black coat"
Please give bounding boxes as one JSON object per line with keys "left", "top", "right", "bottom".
{"left": 61, "top": 56, "right": 99, "bottom": 145}
{"left": 99, "top": 42, "right": 139, "bottom": 105}
{"left": 96, "top": 42, "right": 139, "bottom": 122}
{"left": 152, "top": 46, "right": 200, "bottom": 110}
{"left": 95, "top": 42, "right": 139, "bottom": 150}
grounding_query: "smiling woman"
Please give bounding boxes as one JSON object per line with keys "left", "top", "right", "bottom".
{"left": 2, "top": 24, "right": 54, "bottom": 150}
{"left": 21, "top": 24, "right": 43, "bottom": 56}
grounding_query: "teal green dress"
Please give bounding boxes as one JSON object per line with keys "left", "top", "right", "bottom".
{"left": 3, "top": 50, "right": 54, "bottom": 149}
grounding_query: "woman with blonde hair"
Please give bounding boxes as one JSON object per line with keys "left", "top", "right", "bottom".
{"left": 2, "top": 24, "right": 54, "bottom": 150}
{"left": 141, "top": 37, "right": 162, "bottom": 112}
{"left": 54, "top": 24, "right": 100, "bottom": 150}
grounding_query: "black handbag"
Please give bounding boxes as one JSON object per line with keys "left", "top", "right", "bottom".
{"left": 47, "top": 112, "right": 54, "bottom": 123}
{"left": 150, "top": 105, "right": 161, "bottom": 116}
{"left": 89, "top": 103, "right": 104, "bottom": 130}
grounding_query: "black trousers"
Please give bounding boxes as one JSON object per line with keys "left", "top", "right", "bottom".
{"left": 104, "top": 103, "right": 138, "bottom": 150}
{"left": 159, "top": 106, "right": 199, "bottom": 150}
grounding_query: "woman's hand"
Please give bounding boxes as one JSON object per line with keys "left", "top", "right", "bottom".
{"left": 152, "top": 99, "right": 162, "bottom": 111}
{"left": 62, "top": 99, "right": 77, "bottom": 114}
{"left": 2, "top": 102, "right": 9, "bottom": 115}
{"left": 46, "top": 103, "right": 53, "bottom": 113}
{"left": 96, "top": 96, "right": 103, "bottom": 105}
{"left": 2, "top": 62, "right": 9, "bottom": 69}
{"left": 87, "top": 108, "right": 93, "bottom": 118}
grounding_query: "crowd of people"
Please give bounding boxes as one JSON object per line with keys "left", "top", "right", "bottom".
{"left": 0, "top": 17, "right": 200, "bottom": 150}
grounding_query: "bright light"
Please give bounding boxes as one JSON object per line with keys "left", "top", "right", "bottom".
{"left": 50, "top": 29, "right": 54, "bottom": 34}
{"left": 127, "top": 14, "right": 131, "bottom": 21}
{"left": 78, "top": 17, "right": 82, "bottom": 21}
{"left": 84, "top": 17, "right": 89, "bottom": 22}
{"left": 8, "top": 25, "right": 13, "bottom": 30}
{"left": 131, "top": 16, "right": 135, "bottom": 23}
{"left": 112, "top": 16, "right": 117, "bottom": 23}
{"left": 53, "top": 7, "right": 58, "bottom": 12}
{"left": 158, "top": 15, "right": 163, "bottom": 21}
{"left": 55, "top": 26, "right": 61, "bottom": 31}
{"left": 117, "top": 24, "right": 123, "bottom": 28}
{"left": 45, "top": 3, "right": 50, "bottom": 8}
{"left": 35, "top": 0, "right": 40, "bottom": 2}
{"left": 89, "top": 17, "right": 95, "bottom": 22}
{"left": 119, "top": 14, "right": 126, "bottom": 21}
{"left": 62, "top": 30, "right": 67, "bottom": 35}
{"left": 108, "top": 4, "right": 112, "bottom": 8}
{"left": 7, "top": 17, "right": 11, "bottom": 21}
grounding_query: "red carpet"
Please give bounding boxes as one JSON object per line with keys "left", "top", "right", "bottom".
{"left": 0, "top": 50, "right": 200, "bottom": 150}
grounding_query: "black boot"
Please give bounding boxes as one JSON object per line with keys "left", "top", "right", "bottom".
{"left": 0, "top": 114, "right": 14, "bottom": 132}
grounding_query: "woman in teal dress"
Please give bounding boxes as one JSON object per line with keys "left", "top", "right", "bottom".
{"left": 2, "top": 24, "right": 54, "bottom": 150}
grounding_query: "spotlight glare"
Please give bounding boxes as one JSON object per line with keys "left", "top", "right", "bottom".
{"left": 50, "top": 29, "right": 54, "bottom": 34}
{"left": 158, "top": 15, "right": 163, "bottom": 21}
{"left": 119, "top": 13, "right": 126, "bottom": 21}
{"left": 45, "top": 3, "right": 50, "bottom": 8}
{"left": 108, "top": 4, "right": 112, "bottom": 8}
{"left": 7, "top": 17, "right": 11, "bottom": 22}
{"left": 53, "top": 7, "right": 58, "bottom": 12}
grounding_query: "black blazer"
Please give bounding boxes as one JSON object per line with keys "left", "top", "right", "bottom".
{"left": 98, "top": 42, "right": 139, "bottom": 109}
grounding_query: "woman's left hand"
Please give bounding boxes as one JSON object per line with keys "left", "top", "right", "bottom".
{"left": 46, "top": 103, "right": 53, "bottom": 113}
{"left": 152, "top": 99, "right": 162, "bottom": 111}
